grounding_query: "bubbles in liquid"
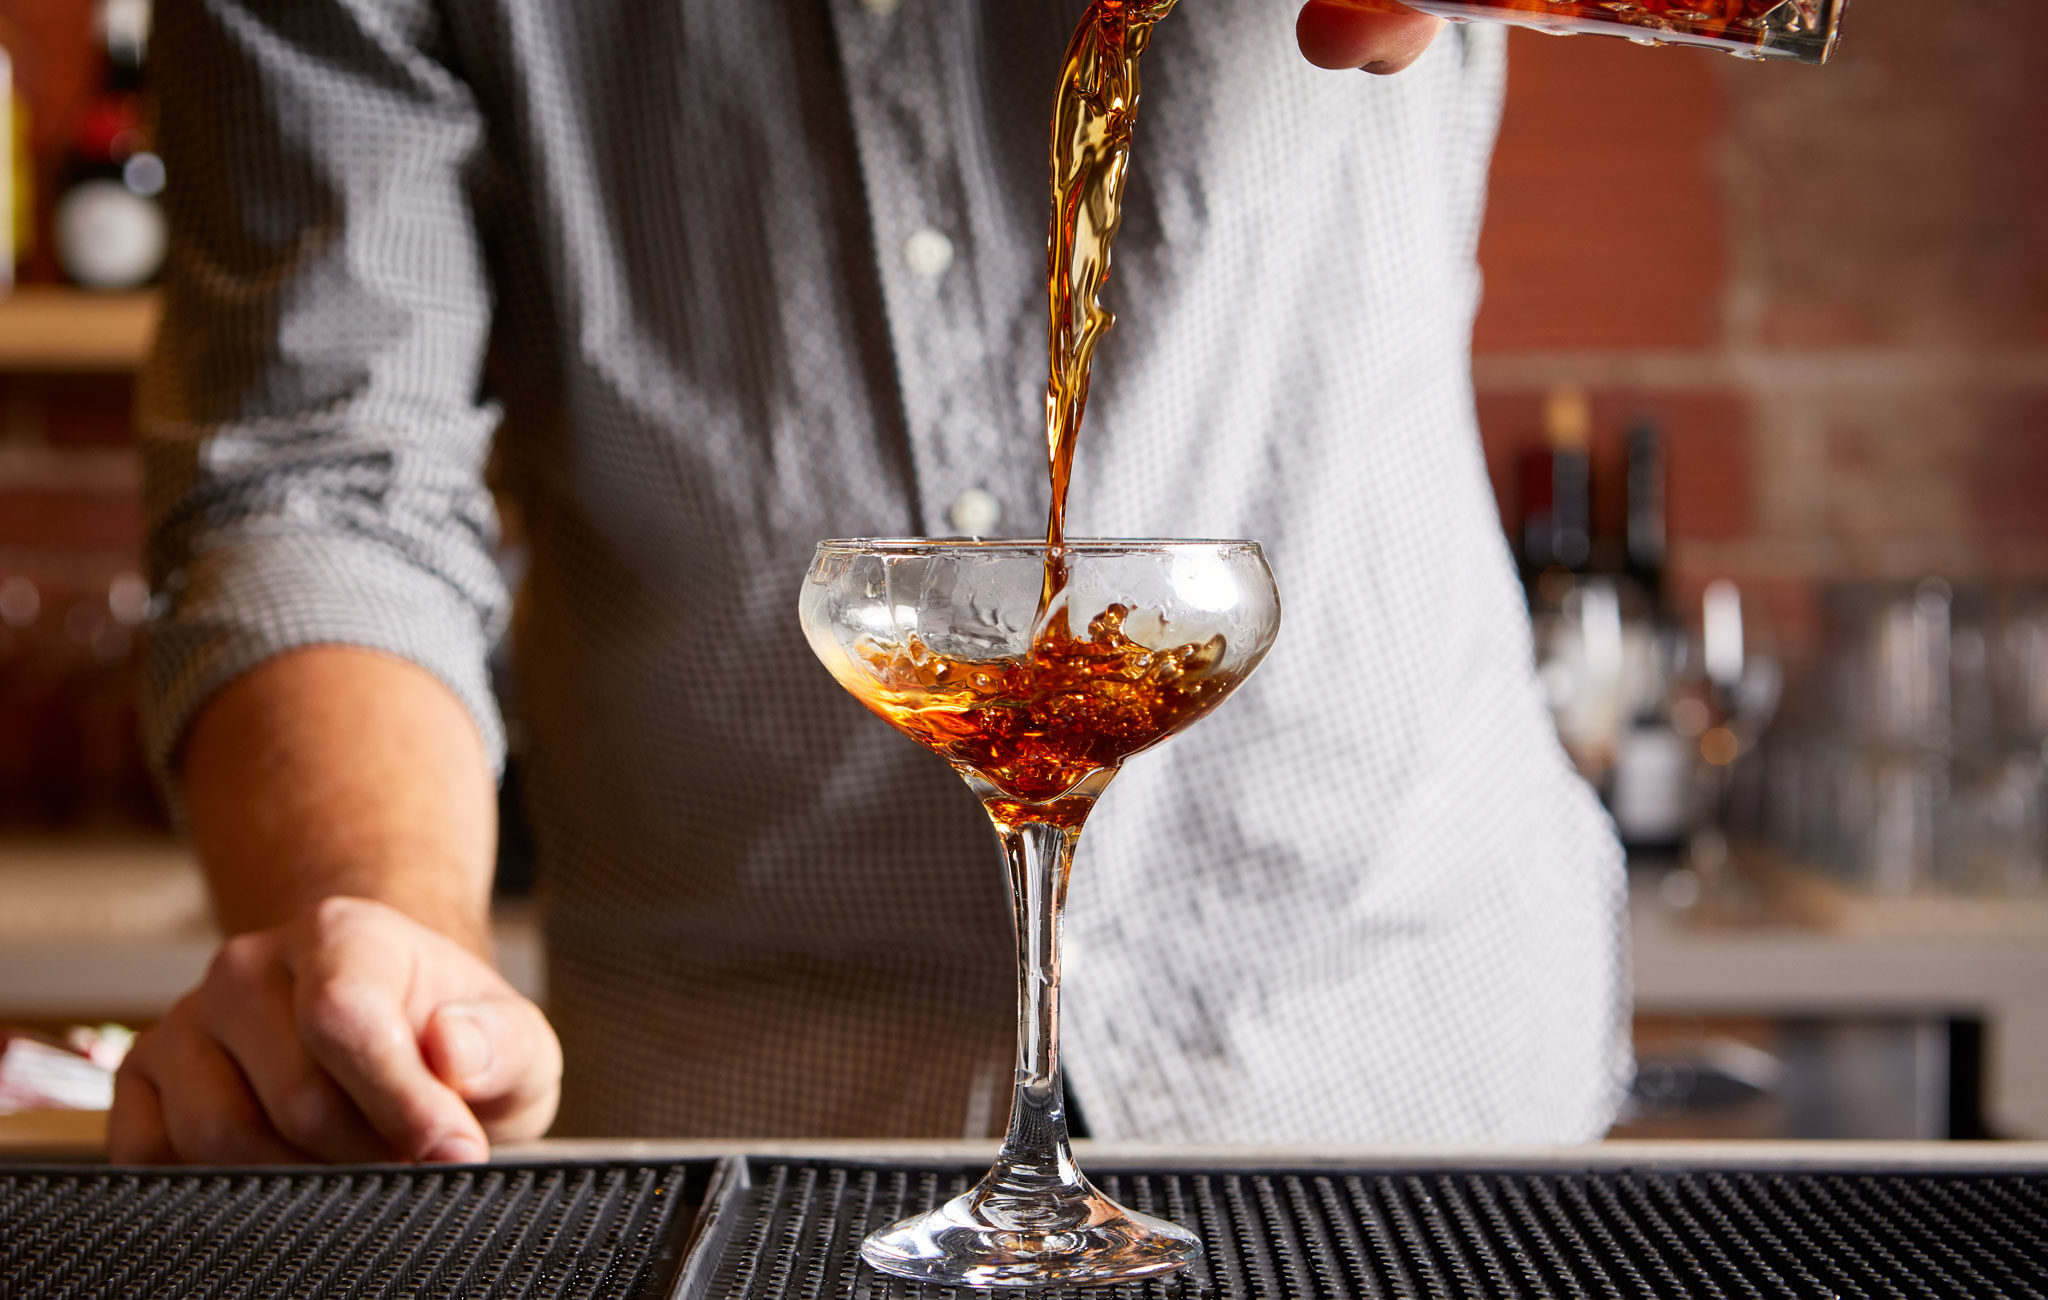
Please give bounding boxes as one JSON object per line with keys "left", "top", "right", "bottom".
{"left": 850, "top": 609, "right": 1238, "bottom": 805}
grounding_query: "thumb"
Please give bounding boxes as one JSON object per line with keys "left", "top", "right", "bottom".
{"left": 421, "top": 997, "right": 562, "bottom": 1140}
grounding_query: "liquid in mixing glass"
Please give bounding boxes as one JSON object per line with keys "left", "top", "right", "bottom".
{"left": 1396, "top": 0, "right": 1845, "bottom": 63}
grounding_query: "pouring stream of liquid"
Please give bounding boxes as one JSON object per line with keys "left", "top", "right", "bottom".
{"left": 1039, "top": 0, "right": 1178, "bottom": 615}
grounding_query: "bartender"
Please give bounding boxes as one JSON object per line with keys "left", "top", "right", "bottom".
{"left": 112, "top": 0, "right": 1628, "bottom": 1164}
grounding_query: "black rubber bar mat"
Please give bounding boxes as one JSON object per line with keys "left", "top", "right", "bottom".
{"left": 0, "top": 1158, "right": 710, "bottom": 1299}
{"left": 680, "top": 1159, "right": 2048, "bottom": 1299}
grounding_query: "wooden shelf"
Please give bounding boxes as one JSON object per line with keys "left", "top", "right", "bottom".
{"left": 0, "top": 287, "right": 158, "bottom": 371}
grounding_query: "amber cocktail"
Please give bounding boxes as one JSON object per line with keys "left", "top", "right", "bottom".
{"left": 799, "top": 538, "right": 1280, "bottom": 1287}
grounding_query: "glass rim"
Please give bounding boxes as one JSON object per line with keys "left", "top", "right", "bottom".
{"left": 813, "top": 537, "right": 1266, "bottom": 555}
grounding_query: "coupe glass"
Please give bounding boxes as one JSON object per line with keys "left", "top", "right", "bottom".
{"left": 799, "top": 538, "right": 1281, "bottom": 1287}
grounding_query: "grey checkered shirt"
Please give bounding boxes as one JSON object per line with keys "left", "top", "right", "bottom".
{"left": 140, "top": 0, "right": 1629, "bottom": 1143}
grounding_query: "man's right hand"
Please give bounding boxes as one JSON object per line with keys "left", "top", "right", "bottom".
{"left": 110, "top": 896, "right": 560, "bottom": 1165}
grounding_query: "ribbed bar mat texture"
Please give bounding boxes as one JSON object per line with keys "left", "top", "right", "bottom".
{"left": 692, "top": 1160, "right": 2048, "bottom": 1299}
{"left": 0, "top": 1159, "right": 704, "bottom": 1299}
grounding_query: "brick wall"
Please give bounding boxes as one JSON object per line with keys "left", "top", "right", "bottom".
{"left": 0, "top": 370, "right": 153, "bottom": 830}
{"left": 1473, "top": 6, "right": 2048, "bottom": 660}
{"left": 0, "top": 374, "right": 139, "bottom": 598}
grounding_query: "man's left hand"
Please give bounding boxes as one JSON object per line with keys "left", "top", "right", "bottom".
{"left": 1296, "top": 0, "right": 1447, "bottom": 73}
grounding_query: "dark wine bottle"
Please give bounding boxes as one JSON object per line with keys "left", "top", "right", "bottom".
{"left": 1519, "top": 386, "right": 1594, "bottom": 596}
{"left": 1625, "top": 416, "right": 1668, "bottom": 610}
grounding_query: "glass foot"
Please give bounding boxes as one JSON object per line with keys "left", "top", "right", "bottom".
{"left": 859, "top": 1180, "right": 1201, "bottom": 1288}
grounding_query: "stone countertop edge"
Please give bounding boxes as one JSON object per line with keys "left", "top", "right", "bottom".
{"left": 3, "top": 1135, "right": 2045, "bottom": 1168}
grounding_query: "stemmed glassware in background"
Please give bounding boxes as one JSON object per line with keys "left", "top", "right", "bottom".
{"left": 799, "top": 538, "right": 1281, "bottom": 1287}
{"left": 1739, "top": 581, "right": 2048, "bottom": 902}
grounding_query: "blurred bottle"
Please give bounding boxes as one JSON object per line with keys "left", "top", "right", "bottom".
{"left": 1525, "top": 389, "right": 1612, "bottom": 780}
{"left": 1992, "top": 590, "right": 2048, "bottom": 740}
{"left": 54, "top": 0, "right": 165, "bottom": 291}
{"left": 1609, "top": 419, "right": 1700, "bottom": 854}
{"left": 1611, "top": 683, "right": 1700, "bottom": 855}
{"left": 1520, "top": 386, "right": 1593, "bottom": 596}
{"left": 1625, "top": 416, "right": 1667, "bottom": 609}
{"left": 1523, "top": 391, "right": 1669, "bottom": 797}
{"left": 0, "top": 15, "right": 32, "bottom": 295}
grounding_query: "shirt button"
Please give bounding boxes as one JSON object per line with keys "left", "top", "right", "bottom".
{"left": 947, "top": 488, "right": 1002, "bottom": 536}
{"left": 903, "top": 227, "right": 955, "bottom": 280}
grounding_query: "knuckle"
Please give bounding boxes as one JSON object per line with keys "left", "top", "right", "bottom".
{"left": 272, "top": 1083, "right": 344, "bottom": 1151}
{"left": 299, "top": 979, "right": 391, "bottom": 1058}
{"left": 146, "top": 995, "right": 205, "bottom": 1049}
{"left": 115, "top": 1024, "right": 162, "bottom": 1076}
{"left": 113, "top": 1049, "right": 149, "bottom": 1090}
{"left": 305, "top": 894, "right": 376, "bottom": 943}
{"left": 203, "top": 933, "right": 269, "bottom": 996}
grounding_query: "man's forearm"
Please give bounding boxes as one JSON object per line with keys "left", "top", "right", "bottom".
{"left": 180, "top": 646, "right": 499, "bottom": 955}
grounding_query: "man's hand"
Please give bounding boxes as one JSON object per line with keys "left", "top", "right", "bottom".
{"left": 111, "top": 896, "right": 560, "bottom": 1164}
{"left": 1296, "top": 0, "right": 1447, "bottom": 73}
{"left": 117, "top": 646, "right": 525, "bottom": 1165}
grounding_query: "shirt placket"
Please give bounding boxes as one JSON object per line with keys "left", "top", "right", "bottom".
{"left": 826, "top": 0, "right": 1017, "bottom": 539}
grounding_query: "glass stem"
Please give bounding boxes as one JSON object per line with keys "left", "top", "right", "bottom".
{"left": 978, "top": 816, "right": 1089, "bottom": 1221}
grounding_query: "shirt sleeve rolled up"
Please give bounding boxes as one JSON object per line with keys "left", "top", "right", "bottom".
{"left": 139, "top": 0, "right": 509, "bottom": 786}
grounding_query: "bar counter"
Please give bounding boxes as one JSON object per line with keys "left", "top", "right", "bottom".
{"left": 4, "top": 1138, "right": 2043, "bottom": 1296}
